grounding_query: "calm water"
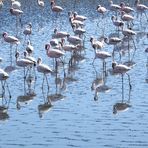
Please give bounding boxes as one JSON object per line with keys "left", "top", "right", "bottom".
{"left": 0, "top": 0, "right": 148, "bottom": 147}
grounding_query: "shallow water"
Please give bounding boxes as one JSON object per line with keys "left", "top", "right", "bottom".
{"left": 0, "top": 0, "right": 148, "bottom": 147}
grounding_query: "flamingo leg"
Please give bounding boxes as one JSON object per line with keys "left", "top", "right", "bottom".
{"left": 45, "top": 74, "right": 50, "bottom": 91}
{"left": 42, "top": 74, "right": 45, "bottom": 89}
{"left": 5, "top": 81, "right": 11, "bottom": 99}
{"left": 121, "top": 74, "right": 124, "bottom": 102}
{"left": 144, "top": 12, "right": 148, "bottom": 22}
{"left": 126, "top": 73, "right": 132, "bottom": 90}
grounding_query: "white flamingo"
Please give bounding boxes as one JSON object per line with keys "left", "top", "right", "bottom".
{"left": 96, "top": 5, "right": 107, "bottom": 16}
{"left": 2, "top": 32, "right": 20, "bottom": 65}
{"left": 67, "top": 34, "right": 82, "bottom": 45}
{"left": 90, "top": 37, "right": 104, "bottom": 50}
{"left": 15, "top": 51, "right": 34, "bottom": 81}
{"left": 135, "top": 0, "right": 148, "bottom": 21}
{"left": 72, "top": 24, "right": 86, "bottom": 37}
{"left": 52, "top": 28, "right": 68, "bottom": 39}
{"left": 111, "top": 15, "right": 124, "bottom": 30}
{"left": 45, "top": 44, "right": 65, "bottom": 73}
{"left": 109, "top": 0, "right": 121, "bottom": 16}
{"left": 37, "top": 57, "right": 52, "bottom": 90}
{"left": 120, "top": 2, "right": 134, "bottom": 14}
{"left": 23, "top": 23, "right": 32, "bottom": 42}
{"left": 121, "top": 11, "right": 134, "bottom": 28}
{"left": 104, "top": 37, "right": 122, "bottom": 61}
{"left": 112, "top": 61, "right": 132, "bottom": 101}
{"left": 50, "top": 1, "right": 63, "bottom": 14}
{"left": 72, "top": 11, "right": 87, "bottom": 22}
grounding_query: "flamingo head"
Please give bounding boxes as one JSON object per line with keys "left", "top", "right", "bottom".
{"left": 90, "top": 37, "right": 94, "bottom": 42}
{"left": 2, "top": 32, "right": 8, "bottom": 37}
{"left": 73, "top": 11, "right": 78, "bottom": 17}
{"left": 10, "top": 8, "right": 14, "bottom": 13}
{"left": 28, "top": 22, "right": 32, "bottom": 28}
{"left": 53, "top": 28, "right": 57, "bottom": 34}
{"left": 96, "top": 5, "right": 101, "bottom": 10}
{"left": 37, "top": 57, "right": 42, "bottom": 65}
{"left": 50, "top": 1, "right": 55, "bottom": 6}
{"left": 45, "top": 44, "right": 50, "bottom": 50}
{"left": 120, "top": 2, "right": 125, "bottom": 7}
{"left": 66, "top": 34, "right": 70, "bottom": 38}
{"left": 111, "top": 15, "right": 116, "bottom": 20}
{"left": 24, "top": 51, "right": 28, "bottom": 57}
{"left": 109, "top": 0, "right": 113, "bottom": 4}
{"left": 68, "top": 11, "right": 72, "bottom": 17}
{"left": 104, "top": 37, "right": 108, "bottom": 43}
{"left": 61, "top": 38, "right": 65, "bottom": 44}
{"left": 15, "top": 51, "right": 19, "bottom": 59}
{"left": 134, "top": 0, "right": 140, "bottom": 6}
{"left": 112, "top": 61, "right": 117, "bottom": 69}
{"left": 71, "top": 23, "right": 76, "bottom": 29}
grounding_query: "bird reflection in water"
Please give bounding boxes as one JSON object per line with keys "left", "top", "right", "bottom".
{"left": 145, "top": 48, "right": 148, "bottom": 83}
{"left": 16, "top": 76, "right": 36, "bottom": 110}
{"left": 92, "top": 65, "right": 111, "bottom": 101}
{"left": 113, "top": 82, "right": 132, "bottom": 115}
{"left": 38, "top": 88, "right": 52, "bottom": 118}
{"left": 0, "top": 78, "right": 11, "bottom": 121}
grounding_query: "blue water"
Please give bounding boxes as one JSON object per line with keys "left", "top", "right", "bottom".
{"left": 0, "top": 0, "right": 148, "bottom": 147}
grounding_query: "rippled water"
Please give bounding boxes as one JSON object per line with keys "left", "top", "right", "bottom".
{"left": 0, "top": 0, "right": 148, "bottom": 147}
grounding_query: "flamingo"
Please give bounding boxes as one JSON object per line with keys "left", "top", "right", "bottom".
{"left": 135, "top": 0, "right": 148, "bottom": 22}
{"left": 23, "top": 23, "right": 32, "bottom": 42}
{"left": 37, "top": 57, "right": 52, "bottom": 90}
{"left": 67, "top": 34, "right": 82, "bottom": 45}
{"left": 15, "top": 51, "right": 34, "bottom": 83}
{"left": 121, "top": 11, "right": 134, "bottom": 28}
{"left": 96, "top": 5, "right": 107, "bottom": 17}
{"left": 109, "top": 0, "right": 121, "bottom": 16}
{"left": 72, "top": 11, "right": 87, "bottom": 22}
{"left": 92, "top": 50, "right": 111, "bottom": 76}
{"left": 50, "top": 1, "right": 63, "bottom": 14}
{"left": 112, "top": 61, "right": 132, "bottom": 101}
{"left": 2, "top": 32, "right": 20, "bottom": 65}
{"left": 122, "top": 28, "right": 136, "bottom": 65}
{"left": 9, "top": 8, "right": 23, "bottom": 18}
{"left": 10, "top": 7, "right": 23, "bottom": 34}
{"left": 104, "top": 37, "right": 122, "bottom": 61}
{"left": 52, "top": 28, "right": 68, "bottom": 39}
{"left": 72, "top": 24, "right": 86, "bottom": 37}
{"left": 111, "top": 15, "right": 124, "bottom": 31}
{"left": 90, "top": 37, "right": 104, "bottom": 50}
{"left": 69, "top": 16, "right": 84, "bottom": 28}
{"left": 24, "top": 51, "right": 37, "bottom": 81}
{"left": 45, "top": 44, "right": 65, "bottom": 72}
{"left": 120, "top": 2, "right": 134, "bottom": 14}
